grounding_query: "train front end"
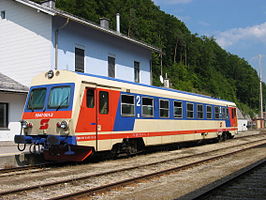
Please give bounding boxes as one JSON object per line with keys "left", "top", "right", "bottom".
{"left": 14, "top": 70, "right": 93, "bottom": 162}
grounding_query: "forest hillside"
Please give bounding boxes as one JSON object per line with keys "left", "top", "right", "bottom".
{"left": 34, "top": 0, "right": 263, "bottom": 116}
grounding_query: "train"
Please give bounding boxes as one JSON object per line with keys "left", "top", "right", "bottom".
{"left": 14, "top": 70, "right": 238, "bottom": 162}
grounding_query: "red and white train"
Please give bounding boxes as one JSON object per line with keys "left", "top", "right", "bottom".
{"left": 15, "top": 70, "right": 238, "bottom": 161}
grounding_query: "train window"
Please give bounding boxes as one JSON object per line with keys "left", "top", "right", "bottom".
{"left": 221, "top": 107, "right": 226, "bottom": 119}
{"left": 226, "top": 108, "right": 229, "bottom": 119}
{"left": 27, "top": 88, "right": 47, "bottom": 110}
{"left": 142, "top": 97, "right": 154, "bottom": 117}
{"left": 197, "top": 104, "right": 204, "bottom": 119}
{"left": 214, "top": 106, "right": 220, "bottom": 119}
{"left": 121, "top": 95, "right": 135, "bottom": 117}
{"left": 160, "top": 99, "right": 169, "bottom": 118}
{"left": 99, "top": 91, "right": 109, "bottom": 114}
{"left": 86, "top": 89, "right": 94, "bottom": 108}
{"left": 174, "top": 101, "right": 182, "bottom": 118}
{"left": 48, "top": 86, "right": 71, "bottom": 109}
{"left": 186, "top": 103, "right": 194, "bottom": 118}
{"left": 206, "top": 105, "right": 212, "bottom": 119}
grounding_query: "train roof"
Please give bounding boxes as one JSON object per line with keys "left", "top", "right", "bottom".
{"left": 31, "top": 70, "right": 236, "bottom": 107}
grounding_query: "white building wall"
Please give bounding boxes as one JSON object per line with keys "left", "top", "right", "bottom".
{"left": 0, "top": 93, "right": 26, "bottom": 141}
{"left": 54, "top": 19, "right": 152, "bottom": 85}
{"left": 0, "top": 0, "right": 53, "bottom": 87}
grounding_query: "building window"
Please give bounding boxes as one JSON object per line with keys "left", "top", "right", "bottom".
{"left": 0, "top": 103, "right": 8, "bottom": 128}
{"left": 99, "top": 91, "right": 109, "bottom": 114}
{"left": 142, "top": 97, "right": 154, "bottom": 117}
{"left": 197, "top": 104, "right": 204, "bottom": 119}
{"left": 108, "top": 56, "right": 115, "bottom": 78}
{"left": 174, "top": 101, "right": 182, "bottom": 118}
{"left": 159, "top": 99, "right": 169, "bottom": 118}
{"left": 215, "top": 106, "right": 220, "bottom": 119}
{"left": 206, "top": 105, "right": 212, "bottom": 119}
{"left": 121, "top": 95, "right": 135, "bottom": 117}
{"left": 134, "top": 61, "right": 140, "bottom": 83}
{"left": 1, "top": 11, "right": 5, "bottom": 20}
{"left": 186, "top": 103, "right": 194, "bottom": 119}
{"left": 75, "top": 47, "right": 84, "bottom": 73}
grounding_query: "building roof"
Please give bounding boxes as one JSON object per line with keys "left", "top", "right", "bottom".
{"left": 0, "top": 73, "right": 29, "bottom": 93}
{"left": 13, "top": 0, "right": 161, "bottom": 53}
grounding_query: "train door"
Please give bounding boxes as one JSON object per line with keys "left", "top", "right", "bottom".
{"left": 96, "top": 88, "right": 120, "bottom": 151}
{"left": 229, "top": 107, "right": 237, "bottom": 127}
{"left": 76, "top": 87, "right": 97, "bottom": 147}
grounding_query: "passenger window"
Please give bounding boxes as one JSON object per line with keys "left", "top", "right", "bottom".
{"left": 221, "top": 107, "right": 225, "bottom": 119}
{"left": 174, "top": 101, "right": 182, "bottom": 118}
{"left": 99, "top": 91, "right": 108, "bottom": 114}
{"left": 121, "top": 95, "right": 135, "bottom": 117}
{"left": 160, "top": 99, "right": 169, "bottom": 118}
{"left": 197, "top": 104, "right": 204, "bottom": 119}
{"left": 86, "top": 89, "right": 94, "bottom": 108}
{"left": 142, "top": 97, "right": 154, "bottom": 117}
{"left": 206, "top": 105, "right": 212, "bottom": 119}
{"left": 186, "top": 103, "right": 194, "bottom": 118}
{"left": 215, "top": 106, "right": 220, "bottom": 119}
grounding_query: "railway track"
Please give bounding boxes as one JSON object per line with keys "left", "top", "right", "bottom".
{"left": 0, "top": 163, "right": 52, "bottom": 178}
{"left": 0, "top": 136, "right": 266, "bottom": 200}
{"left": 181, "top": 158, "right": 266, "bottom": 200}
{"left": 0, "top": 131, "right": 264, "bottom": 177}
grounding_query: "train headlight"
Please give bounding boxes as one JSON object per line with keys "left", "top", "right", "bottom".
{"left": 21, "top": 120, "right": 32, "bottom": 129}
{"left": 47, "top": 70, "right": 54, "bottom": 79}
{"left": 57, "top": 120, "right": 68, "bottom": 130}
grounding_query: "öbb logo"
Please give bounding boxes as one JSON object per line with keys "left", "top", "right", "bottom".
{"left": 39, "top": 119, "right": 50, "bottom": 129}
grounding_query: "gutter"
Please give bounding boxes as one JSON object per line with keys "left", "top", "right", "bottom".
{"left": 54, "top": 18, "right": 69, "bottom": 70}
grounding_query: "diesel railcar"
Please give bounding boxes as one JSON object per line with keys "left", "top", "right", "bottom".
{"left": 15, "top": 70, "right": 238, "bottom": 161}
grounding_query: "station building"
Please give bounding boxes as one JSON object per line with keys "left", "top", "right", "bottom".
{"left": 0, "top": 0, "right": 160, "bottom": 141}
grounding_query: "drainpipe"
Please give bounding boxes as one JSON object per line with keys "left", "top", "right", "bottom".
{"left": 54, "top": 18, "right": 69, "bottom": 70}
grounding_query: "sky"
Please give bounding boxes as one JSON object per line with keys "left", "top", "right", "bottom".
{"left": 153, "top": 0, "right": 266, "bottom": 81}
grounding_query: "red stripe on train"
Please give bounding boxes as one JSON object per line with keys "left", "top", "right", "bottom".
{"left": 22, "top": 111, "right": 72, "bottom": 119}
{"left": 76, "top": 128, "right": 238, "bottom": 141}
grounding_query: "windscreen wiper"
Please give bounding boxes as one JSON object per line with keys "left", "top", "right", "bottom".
{"left": 56, "top": 96, "right": 69, "bottom": 111}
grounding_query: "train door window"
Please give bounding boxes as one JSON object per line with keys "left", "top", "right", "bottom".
{"left": 174, "top": 101, "right": 182, "bottom": 118}
{"left": 99, "top": 91, "right": 109, "bottom": 114}
{"left": 214, "top": 106, "right": 220, "bottom": 119}
{"left": 142, "top": 97, "right": 154, "bottom": 117}
{"left": 75, "top": 47, "right": 84, "bottom": 73}
{"left": 197, "top": 104, "right": 204, "bottom": 119}
{"left": 186, "top": 103, "right": 194, "bottom": 119}
{"left": 159, "top": 99, "right": 169, "bottom": 118}
{"left": 86, "top": 89, "right": 94, "bottom": 108}
{"left": 232, "top": 108, "right": 236, "bottom": 119}
{"left": 121, "top": 95, "right": 135, "bottom": 117}
{"left": 206, "top": 105, "right": 212, "bottom": 119}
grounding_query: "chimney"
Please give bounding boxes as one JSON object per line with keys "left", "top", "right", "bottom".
{"left": 100, "top": 18, "right": 109, "bottom": 29}
{"left": 116, "top": 13, "right": 120, "bottom": 33}
{"left": 41, "top": 0, "right": 56, "bottom": 9}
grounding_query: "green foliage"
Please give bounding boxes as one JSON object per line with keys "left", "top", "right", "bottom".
{"left": 37, "top": 0, "right": 261, "bottom": 115}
